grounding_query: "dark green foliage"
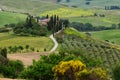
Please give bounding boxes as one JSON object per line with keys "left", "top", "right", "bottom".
{"left": 4, "top": 23, "right": 16, "bottom": 28}
{"left": 71, "top": 22, "right": 117, "bottom": 31}
{"left": 0, "top": 48, "right": 8, "bottom": 65}
{"left": 0, "top": 27, "right": 11, "bottom": 33}
{"left": 20, "top": 49, "right": 103, "bottom": 80}
{"left": 0, "top": 60, "right": 24, "bottom": 78}
{"left": 30, "top": 47, "right": 35, "bottom": 52}
{"left": 25, "top": 45, "right": 29, "bottom": 50}
{"left": 118, "top": 23, "right": 120, "bottom": 29}
{"left": 19, "top": 53, "right": 62, "bottom": 80}
{"left": 62, "top": 19, "right": 69, "bottom": 28}
{"left": 47, "top": 15, "right": 69, "bottom": 35}
{"left": 18, "top": 46, "right": 24, "bottom": 51}
{"left": 0, "top": 48, "right": 7, "bottom": 58}
{"left": 55, "top": 36, "right": 63, "bottom": 43}
{"left": 112, "top": 63, "right": 120, "bottom": 80}
{"left": 57, "top": 0, "right": 61, "bottom": 2}
{"left": 13, "top": 15, "right": 48, "bottom": 36}
{"left": 0, "top": 55, "right": 8, "bottom": 65}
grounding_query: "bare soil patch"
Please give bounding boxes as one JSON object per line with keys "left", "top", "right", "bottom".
{"left": 8, "top": 52, "right": 49, "bottom": 67}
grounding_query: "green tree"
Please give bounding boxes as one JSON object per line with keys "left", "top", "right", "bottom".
{"left": 112, "top": 63, "right": 120, "bottom": 80}
{"left": 118, "top": 23, "right": 120, "bottom": 29}
{"left": 0, "top": 48, "right": 7, "bottom": 58}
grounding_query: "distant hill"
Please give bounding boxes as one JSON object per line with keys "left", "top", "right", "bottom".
{"left": 59, "top": 0, "right": 120, "bottom": 9}
{"left": 0, "top": 0, "right": 63, "bottom": 15}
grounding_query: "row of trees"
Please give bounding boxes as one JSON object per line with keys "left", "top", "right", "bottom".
{"left": 7, "top": 45, "right": 37, "bottom": 53}
{"left": 105, "top": 6, "right": 120, "bottom": 10}
{"left": 71, "top": 22, "right": 120, "bottom": 31}
{"left": 57, "top": 0, "right": 70, "bottom": 3}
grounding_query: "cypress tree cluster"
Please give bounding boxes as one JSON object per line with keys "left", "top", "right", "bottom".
{"left": 47, "top": 15, "right": 69, "bottom": 36}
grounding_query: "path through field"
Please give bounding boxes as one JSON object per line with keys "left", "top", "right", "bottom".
{"left": 8, "top": 33, "right": 59, "bottom": 67}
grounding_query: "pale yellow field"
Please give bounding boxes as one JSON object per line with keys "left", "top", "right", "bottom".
{"left": 40, "top": 8, "right": 94, "bottom": 18}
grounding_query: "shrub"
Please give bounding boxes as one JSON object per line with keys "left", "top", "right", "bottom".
{"left": 0, "top": 60, "right": 24, "bottom": 78}
{"left": 19, "top": 61, "right": 53, "bottom": 80}
{"left": 53, "top": 60, "right": 108, "bottom": 80}
{"left": 52, "top": 60, "right": 86, "bottom": 80}
{"left": 112, "top": 63, "right": 120, "bottom": 80}
{"left": 0, "top": 27, "right": 11, "bottom": 33}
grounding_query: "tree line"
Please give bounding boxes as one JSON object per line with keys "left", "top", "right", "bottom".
{"left": 71, "top": 22, "right": 120, "bottom": 32}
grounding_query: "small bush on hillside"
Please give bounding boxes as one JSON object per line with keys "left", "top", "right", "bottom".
{"left": 112, "top": 63, "right": 120, "bottom": 80}
{"left": 0, "top": 27, "right": 11, "bottom": 33}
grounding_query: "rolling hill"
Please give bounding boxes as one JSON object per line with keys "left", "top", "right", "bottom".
{"left": 57, "top": 28, "right": 120, "bottom": 73}
{"left": 91, "top": 29, "right": 120, "bottom": 45}
{"left": 0, "top": 11, "right": 26, "bottom": 27}
{"left": 59, "top": 0, "right": 120, "bottom": 9}
{"left": 0, "top": 0, "right": 63, "bottom": 15}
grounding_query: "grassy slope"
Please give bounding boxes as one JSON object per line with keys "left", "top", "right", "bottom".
{"left": 57, "top": 0, "right": 120, "bottom": 27}
{"left": 0, "top": 32, "right": 53, "bottom": 52}
{"left": 41, "top": 8, "right": 93, "bottom": 18}
{"left": 0, "top": 0, "right": 63, "bottom": 15}
{"left": 60, "top": 0, "right": 120, "bottom": 9}
{"left": 69, "top": 9, "right": 120, "bottom": 27}
{"left": 59, "top": 28, "right": 120, "bottom": 71}
{"left": 0, "top": 11, "right": 26, "bottom": 27}
{"left": 91, "top": 29, "right": 120, "bottom": 45}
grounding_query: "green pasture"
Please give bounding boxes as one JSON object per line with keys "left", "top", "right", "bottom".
{"left": 0, "top": 32, "right": 53, "bottom": 52}
{"left": 60, "top": 0, "right": 120, "bottom": 9}
{"left": 40, "top": 8, "right": 93, "bottom": 18}
{"left": 0, "top": 0, "right": 63, "bottom": 15}
{"left": 91, "top": 29, "right": 120, "bottom": 45}
{"left": 0, "top": 11, "right": 26, "bottom": 27}
{"left": 69, "top": 10, "right": 120, "bottom": 27}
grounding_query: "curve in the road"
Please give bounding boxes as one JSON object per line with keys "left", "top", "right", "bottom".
{"left": 49, "top": 34, "right": 58, "bottom": 53}
{"left": 49, "top": 30, "right": 61, "bottom": 53}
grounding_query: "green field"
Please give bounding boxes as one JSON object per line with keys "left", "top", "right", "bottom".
{"left": 0, "top": 32, "right": 53, "bottom": 52}
{"left": 90, "top": 29, "right": 120, "bottom": 45}
{"left": 69, "top": 10, "right": 120, "bottom": 27}
{"left": 0, "top": 0, "right": 63, "bottom": 15}
{"left": 0, "top": 12, "right": 26, "bottom": 27}
{"left": 41, "top": 8, "right": 93, "bottom": 17}
{"left": 60, "top": 0, "right": 120, "bottom": 9}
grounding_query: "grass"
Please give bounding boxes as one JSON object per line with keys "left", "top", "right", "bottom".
{"left": 0, "top": 11, "right": 26, "bottom": 27}
{"left": 59, "top": 0, "right": 120, "bottom": 9}
{"left": 90, "top": 29, "right": 120, "bottom": 45}
{"left": 64, "top": 28, "right": 87, "bottom": 38}
{"left": 0, "top": 0, "right": 63, "bottom": 15}
{"left": 0, "top": 32, "right": 53, "bottom": 52}
{"left": 69, "top": 10, "right": 120, "bottom": 27}
{"left": 40, "top": 8, "right": 93, "bottom": 18}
